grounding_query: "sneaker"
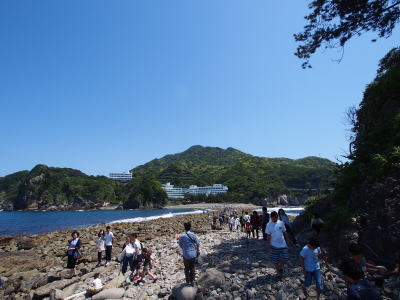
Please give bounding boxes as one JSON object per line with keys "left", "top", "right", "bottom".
{"left": 95, "top": 263, "right": 101, "bottom": 268}
{"left": 105, "top": 262, "right": 109, "bottom": 267}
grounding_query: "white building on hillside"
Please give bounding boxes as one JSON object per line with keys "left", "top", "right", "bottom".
{"left": 109, "top": 172, "right": 132, "bottom": 182}
{"left": 162, "top": 182, "right": 185, "bottom": 199}
{"left": 187, "top": 184, "right": 228, "bottom": 196}
{"left": 162, "top": 182, "right": 228, "bottom": 198}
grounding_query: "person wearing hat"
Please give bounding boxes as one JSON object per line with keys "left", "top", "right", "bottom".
{"left": 177, "top": 222, "right": 200, "bottom": 285}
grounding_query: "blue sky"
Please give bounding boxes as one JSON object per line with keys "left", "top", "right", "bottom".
{"left": 0, "top": 1, "right": 399, "bottom": 176}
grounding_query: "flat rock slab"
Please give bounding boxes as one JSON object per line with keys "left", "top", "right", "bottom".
{"left": 34, "top": 277, "right": 80, "bottom": 297}
{"left": 92, "top": 288, "right": 125, "bottom": 300}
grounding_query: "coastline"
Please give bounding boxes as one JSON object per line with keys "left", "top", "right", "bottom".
{"left": 1, "top": 208, "right": 395, "bottom": 299}
{"left": 0, "top": 208, "right": 352, "bottom": 300}
{"left": 164, "top": 202, "right": 262, "bottom": 210}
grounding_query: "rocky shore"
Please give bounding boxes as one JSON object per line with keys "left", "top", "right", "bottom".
{"left": 0, "top": 211, "right": 398, "bottom": 300}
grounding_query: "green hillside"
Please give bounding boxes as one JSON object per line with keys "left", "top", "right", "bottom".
{"left": 132, "top": 145, "right": 336, "bottom": 201}
{"left": 0, "top": 165, "right": 166, "bottom": 211}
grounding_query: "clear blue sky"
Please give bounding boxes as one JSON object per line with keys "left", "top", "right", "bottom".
{"left": 0, "top": 1, "right": 399, "bottom": 177}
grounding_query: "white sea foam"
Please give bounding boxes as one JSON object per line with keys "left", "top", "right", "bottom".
{"left": 110, "top": 209, "right": 205, "bottom": 224}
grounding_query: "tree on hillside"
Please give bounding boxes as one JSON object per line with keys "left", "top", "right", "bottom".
{"left": 295, "top": 0, "right": 400, "bottom": 68}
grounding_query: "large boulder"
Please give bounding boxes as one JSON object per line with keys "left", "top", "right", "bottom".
{"left": 171, "top": 283, "right": 198, "bottom": 300}
{"left": 104, "top": 274, "right": 125, "bottom": 288}
{"left": 197, "top": 268, "right": 225, "bottom": 288}
{"left": 92, "top": 288, "right": 125, "bottom": 300}
{"left": 34, "top": 277, "right": 80, "bottom": 298}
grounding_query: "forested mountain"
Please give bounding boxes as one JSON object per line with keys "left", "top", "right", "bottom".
{"left": 132, "top": 145, "right": 336, "bottom": 201}
{"left": 0, "top": 165, "right": 166, "bottom": 211}
{"left": 0, "top": 146, "right": 336, "bottom": 210}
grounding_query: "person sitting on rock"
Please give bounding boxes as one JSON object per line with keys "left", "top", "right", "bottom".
{"left": 177, "top": 222, "right": 200, "bottom": 286}
{"left": 300, "top": 237, "right": 324, "bottom": 299}
{"left": 137, "top": 248, "right": 157, "bottom": 283}
{"left": 348, "top": 243, "right": 387, "bottom": 278}
{"left": 87, "top": 273, "right": 103, "bottom": 295}
{"left": 340, "top": 258, "right": 382, "bottom": 300}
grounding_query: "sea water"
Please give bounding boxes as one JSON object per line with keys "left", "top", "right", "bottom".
{"left": 0, "top": 208, "right": 204, "bottom": 236}
{"left": 0, "top": 206, "right": 304, "bottom": 236}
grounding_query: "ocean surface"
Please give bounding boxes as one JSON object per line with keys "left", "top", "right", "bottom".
{"left": 0, "top": 208, "right": 204, "bottom": 236}
{"left": 0, "top": 206, "right": 304, "bottom": 236}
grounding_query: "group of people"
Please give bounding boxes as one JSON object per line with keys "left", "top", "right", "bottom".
{"left": 66, "top": 225, "right": 157, "bottom": 286}
{"left": 260, "top": 208, "right": 399, "bottom": 299}
{"left": 214, "top": 208, "right": 297, "bottom": 244}
{"left": 65, "top": 208, "right": 399, "bottom": 300}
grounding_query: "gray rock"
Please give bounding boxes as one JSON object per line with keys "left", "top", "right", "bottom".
{"left": 198, "top": 268, "right": 225, "bottom": 288}
{"left": 171, "top": 283, "right": 198, "bottom": 300}
{"left": 92, "top": 287, "right": 125, "bottom": 300}
{"left": 50, "top": 288, "right": 64, "bottom": 300}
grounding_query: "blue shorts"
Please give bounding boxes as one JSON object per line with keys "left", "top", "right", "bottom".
{"left": 270, "top": 247, "right": 289, "bottom": 264}
{"left": 305, "top": 269, "right": 324, "bottom": 291}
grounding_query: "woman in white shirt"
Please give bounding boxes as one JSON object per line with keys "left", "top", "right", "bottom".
{"left": 121, "top": 235, "right": 137, "bottom": 276}
{"left": 96, "top": 230, "right": 105, "bottom": 267}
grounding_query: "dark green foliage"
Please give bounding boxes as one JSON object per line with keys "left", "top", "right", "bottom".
{"left": 122, "top": 177, "right": 167, "bottom": 209}
{"left": 324, "top": 47, "right": 400, "bottom": 226}
{"left": 0, "top": 171, "right": 29, "bottom": 203}
{"left": 132, "top": 146, "right": 336, "bottom": 203}
{"left": 1, "top": 165, "right": 166, "bottom": 210}
{"left": 295, "top": 1, "right": 400, "bottom": 68}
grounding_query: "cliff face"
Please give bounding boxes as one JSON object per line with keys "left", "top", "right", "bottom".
{"left": 294, "top": 47, "right": 400, "bottom": 267}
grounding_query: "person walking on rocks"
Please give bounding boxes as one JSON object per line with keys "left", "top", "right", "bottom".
{"left": 178, "top": 222, "right": 200, "bottom": 285}
{"left": 96, "top": 229, "right": 105, "bottom": 267}
{"left": 250, "top": 210, "right": 261, "bottom": 239}
{"left": 243, "top": 211, "right": 251, "bottom": 223}
{"left": 300, "top": 237, "right": 324, "bottom": 299}
{"left": 278, "top": 208, "right": 297, "bottom": 245}
{"left": 245, "top": 221, "right": 252, "bottom": 239}
{"left": 228, "top": 215, "right": 235, "bottom": 232}
{"left": 310, "top": 213, "right": 324, "bottom": 235}
{"left": 240, "top": 215, "right": 245, "bottom": 232}
{"left": 121, "top": 235, "right": 137, "bottom": 276}
{"left": 105, "top": 226, "right": 114, "bottom": 267}
{"left": 234, "top": 215, "right": 240, "bottom": 231}
{"left": 261, "top": 207, "right": 270, "bottom": 241}
{"left": 67, "top": 231, "right": 81, "bottom": 278}
{"left": 131, "top": 233, "right": 143, "bottom": 280}
{"left": 265, "top": 211, "right": 292, "bottom": 277}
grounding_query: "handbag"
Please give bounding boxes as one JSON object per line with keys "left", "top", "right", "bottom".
{"left": 186, "top": 233, "right": 200, "bottom": 258}
{"left": 73, "top": 250, "right": 82, "bottom": 260}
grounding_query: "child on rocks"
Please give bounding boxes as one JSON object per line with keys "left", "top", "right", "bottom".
{"left": 245, "top": 221, "right": 252, "bottom": 239}
{"left": 299, "top": 237, "right": 324, "bottom": 299}
{"left": 87, "top": 273, "right": 103, "bottom": 295}
{"left": 137, "top": 248, "right": 157, "bottom": 283}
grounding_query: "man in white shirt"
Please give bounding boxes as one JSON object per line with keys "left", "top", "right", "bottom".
{"left": 265, "top": 211, "right": 292, "bottom": 277}
{"left": 105, "top": 226, "right": 114, "bottom": 267}
{"left": 243, "top": 212, "right": 251, "bottom": 223}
